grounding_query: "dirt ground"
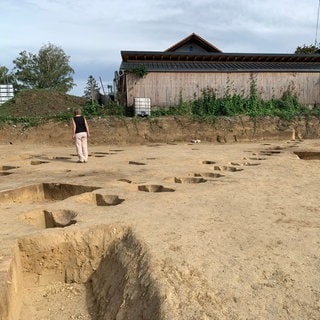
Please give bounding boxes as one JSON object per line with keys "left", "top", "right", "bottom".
{"left": 1, "top": 119, "right": 320, "bottom": 319}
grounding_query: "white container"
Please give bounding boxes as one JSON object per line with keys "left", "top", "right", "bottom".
{"left": 0, "top": 85, "right": 14, "bottom": 104}
{"left": 134, "top": 97, "right": 151, "bottom": 117}
{"left": 0, "top": 85, "right": 14, "bottom": 94}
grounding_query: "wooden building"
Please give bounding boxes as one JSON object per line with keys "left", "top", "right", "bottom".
{"left": 115, "top": 33, "right": 320, "bottom": 110}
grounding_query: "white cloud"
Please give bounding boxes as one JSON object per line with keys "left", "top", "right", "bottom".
{"left": 1, "top": 0, "right": 319, "bottom": 95}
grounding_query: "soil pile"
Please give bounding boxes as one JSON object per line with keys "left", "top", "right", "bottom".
{"left": 0, "top": 90, "right": 87, "bottom": 117}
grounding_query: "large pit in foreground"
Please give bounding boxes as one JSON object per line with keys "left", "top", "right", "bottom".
{"left": 0, "top": 225, "right": 162, "bottom": 320}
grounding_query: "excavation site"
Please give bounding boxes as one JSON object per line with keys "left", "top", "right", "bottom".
{"left": 1, "top": 118, "right": 320, "bottom": 319}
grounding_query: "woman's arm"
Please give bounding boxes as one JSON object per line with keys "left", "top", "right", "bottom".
{"left": 72, "top": 118, "right": 76, "bottom": 139}
{"left": 84, "top": 118, "right": 90, "bottom": 137}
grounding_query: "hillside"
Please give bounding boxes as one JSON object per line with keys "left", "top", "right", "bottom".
{"left": 0, "top": 90, "right": 87, "bottom": 117}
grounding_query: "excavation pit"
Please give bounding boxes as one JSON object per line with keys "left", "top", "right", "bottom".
{"left": 201, "top": 160, "right": 216, "bottom": 164}
{"left": 247, "top": 157, "right": 267, "bottom": 161}
{"left": 129, "top": 161, "right": 146, "bottom": 165}
{"left": 0, "top": 172, "right": 13, "bottom": 176}
{"left": 213, "top": 165, "right": 243, "bottom": 172}
{"left": 94, "top": 152, "right": 115, "bottom": 156}
{"left": 192, "top": 172, "right": 223, "bottom": 178}
{"left": 30, "top": 160, "right": 49, "bottom": 165}
{"left": 118, "top": 178, "right": 132, "bottom": 184}
{"left": 53, "top": 156, "right": 72, "bottom": 160}
{"left": 171, "top": 177, "right": 207, "bottom": 184}
{"left": 77, "top": 193, "right": 124, "bottom": 206}
{"left": 229, "top": 162, "right": 260, "bottom": 167}
{"left": 0, "top": 166, "right": 19, "bottom": 171}
{"left": 18, "top": 209, "right": 78, "bottom": 228}
{"left": 1, "top": 226, "right": 162, "bottom": 320}
{"left": 137, "top": 184, "right": 175, "bottom": 192}
{"left": 294, "top": 151, "right": 320, "bottom": 160}
{"left": 0, "top": 183, "right": 100, "bottom": 204}
{"left": 95, "top": 194, "right": 123, "bottom": 206}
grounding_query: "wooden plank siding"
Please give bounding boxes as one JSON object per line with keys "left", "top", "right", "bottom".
{"left": 125, "top": 72, "right": 320, "bottom": 108}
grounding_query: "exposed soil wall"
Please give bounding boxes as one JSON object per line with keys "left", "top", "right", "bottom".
{"left": 4, "top": 225, "right": 164, "bottom": 320}
{"left": 1, "top": 116, "right": 320, "bottom": 146}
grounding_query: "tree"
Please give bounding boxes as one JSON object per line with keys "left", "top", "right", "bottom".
{"left": 0, "top": 66, "right": 15, "bottom": 84}
{"left": 12, "top": 43, "right": 75, "bottom": 92}
{"left": 83, "top": 75, "right": 100, "bottom": 102}
{"left": 12, "top": 51, "right": 37, "bottom": 90}
{"left": 295, "top": 44, "right": 320, "bottom": 54}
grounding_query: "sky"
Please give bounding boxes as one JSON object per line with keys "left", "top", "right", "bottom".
{"left": 1, "top": 0, "right": 319, "bottom": 96}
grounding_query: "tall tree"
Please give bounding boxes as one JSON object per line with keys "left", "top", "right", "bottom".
{"left": 295, "top": 44, "right": 320, "bottom": 54}
{"left": 13, "top": 43, "right": 75, "bottom": 92}
{"left": 83, "top": 75, "right": 100, "bottom": 101}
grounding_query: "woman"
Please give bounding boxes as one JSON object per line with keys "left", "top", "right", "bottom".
{"left": 72, "top": 108, "right": 90, "bottom": 163}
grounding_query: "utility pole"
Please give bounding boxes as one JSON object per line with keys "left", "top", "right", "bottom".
{"left": 99, "top": 77, "right": 106, "bottom": 96}
{"left": 316, "top": 0, "right": 320, "bottom": 46}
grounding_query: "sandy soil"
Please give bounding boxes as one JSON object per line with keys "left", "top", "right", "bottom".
{"left": 1, "top": 127, "right": 320, "bottom": 319}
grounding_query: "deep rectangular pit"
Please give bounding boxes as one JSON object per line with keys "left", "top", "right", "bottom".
{"left": 1, "top": 226, "right": 162, "bottom": 320}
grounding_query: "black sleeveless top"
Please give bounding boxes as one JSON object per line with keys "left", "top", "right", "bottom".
{"left": 73, "top": 116, "right": 87, "bottom": 133}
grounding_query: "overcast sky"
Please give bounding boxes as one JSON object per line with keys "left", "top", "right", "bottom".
{"left": 1, "top": 0, "right": 319, "bottom": 96}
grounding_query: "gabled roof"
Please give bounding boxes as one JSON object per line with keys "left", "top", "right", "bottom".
{"left": 165, "top": 33, "right": 222, "bottom": 53}
{"left": 120, "top": 34, "right": 320, "bottom": 73}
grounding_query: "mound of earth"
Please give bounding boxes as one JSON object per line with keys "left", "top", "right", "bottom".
{"left": 0, "top": 90, "right": 87, "bottom": 117}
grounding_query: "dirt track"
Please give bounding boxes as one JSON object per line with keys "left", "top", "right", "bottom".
{"left": 1, "top": 118, "right": 320, "bottom": 319}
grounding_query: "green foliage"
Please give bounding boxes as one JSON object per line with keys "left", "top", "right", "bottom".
{"left": 82, "top": 101, "right": 126, "bottom": 118}
{"left": 82, "top": 102, "right": 105, "bottom": 117}
{"left": 295, "top": 44, "right": 320, "bottom": 54}
{"left": 12, "top": 51, "right": 37, "bottom": 90}
{"left": 13, "top": 43, "right": 75, "bottom": 92}
{"left": 129, "top": 65, "right": 148, "bottom": 78}
{"left": 0, "top": 66, "right": 15, "bottom": 85}
{"left": 106, "top": 102, "right": 126, "bottom": 116}
{"left": 151, "top": 79, "right": 308, "bottom": 121}
{"left": 309, "top": 105, "right": 320, "bottom": 117}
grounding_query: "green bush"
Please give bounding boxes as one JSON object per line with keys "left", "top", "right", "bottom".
{"left": 82, "top": 101, "right": 126, "bottom": 118}
{"left": 151, "top": 80, "right": 309, "bottom": 121}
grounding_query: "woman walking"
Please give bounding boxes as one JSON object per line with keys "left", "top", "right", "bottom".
{"left": 72, "top": 108, "right": 90, "bottom": 163}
